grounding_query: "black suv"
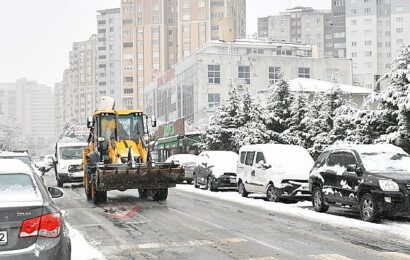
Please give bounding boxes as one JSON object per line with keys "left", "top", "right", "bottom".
{"left": 309, "top": 144, "right": 410, "bottom": 222}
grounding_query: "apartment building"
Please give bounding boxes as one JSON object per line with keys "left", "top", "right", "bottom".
{"left": 144, "top": 39, "right": 352, "bottom": 125}
{"left": 96, "top": 8, "right": 122, "bottom": 107}
{"left": 346, "top": 0, "right": 410, "bottom": 90}
{"left": 121, "top": 0, "right": 246, "bottom": 110}
{"left": 68, "top": 35, "right": 97, "bottom": 122}
{"left": 258, "top": 7, "right": 334, "bottom": 57}
{"left": 0, "top": 78, "right": 55, "bottom": 154}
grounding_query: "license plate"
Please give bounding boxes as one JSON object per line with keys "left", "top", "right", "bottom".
{"left": 229, "top": 179, "right": 236, "bottom": 184}
{"left": 70, "top": 171, "right": 83, "bottom": 178}
{"left": 0, "top": 231, "right": 7, "bottom": 246}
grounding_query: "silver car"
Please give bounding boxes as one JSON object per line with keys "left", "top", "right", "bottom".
{"left": 166, "top": 154, "right": 200, "bottom": 184}
{"left": 0, "top": 159, "right": 71, "bottom": 260}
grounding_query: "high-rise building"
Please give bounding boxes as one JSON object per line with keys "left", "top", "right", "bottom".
{"left": 0, "top": 78, "right": 55, "bottom": 154}
{"left": 257, "top": 7, "right": 334, "bottom": 57}
{"left": 96, "top": 8, "right": 122, "bottom": 108}
{"left": 345, "top": 0, "right": 410, "bottom": 90}
{"left": 69, "top": 35, "right": 97, "bottom": 122}
{"left": 332, "top": 0, "right": 347, "bottom": 58}
{"left": 120, "top": 0, "right": 247, "bottom": 110}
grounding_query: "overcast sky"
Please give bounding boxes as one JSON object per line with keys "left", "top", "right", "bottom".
{"left": 0, "top": 0, "right": 330, "bottom": 87}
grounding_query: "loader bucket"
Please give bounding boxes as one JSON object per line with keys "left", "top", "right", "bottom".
{"left": 95, "top": 163, "right": 185, "bottom": 191}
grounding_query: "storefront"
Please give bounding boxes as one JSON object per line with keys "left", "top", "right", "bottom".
{"left": 155, "top": 119, "right": 202, "bottom": 161}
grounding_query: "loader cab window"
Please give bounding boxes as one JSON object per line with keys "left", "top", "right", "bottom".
{"left": 100, "top": 114, "right": 116, "bottom": 141}
{"left": 118, "top": 114, "right": 144, "bottom": 141}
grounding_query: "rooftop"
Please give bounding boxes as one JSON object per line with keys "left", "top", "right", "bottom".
{"left": 288, "top": 78, "right": 373, "bottom": 95}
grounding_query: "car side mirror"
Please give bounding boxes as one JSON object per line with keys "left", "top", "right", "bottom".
{"left": 356, "top": 166, "right": 363, "bottom": 176}
{"left": 151, "top": 116, "right": 157, "bottom": 128}
{"left": 39, "top": 166, "right": 46, "bottom": 174}
{"left": 346, "top": 164, "right": 356, "bottom": 172}
{"left": 48, "top": 187, "right": 64, "bottom": 199}
{"left": 87, "top": 117, "right": 93, "bottom": 128}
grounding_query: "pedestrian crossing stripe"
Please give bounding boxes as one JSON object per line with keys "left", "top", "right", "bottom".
{"left": 131, "top": 237, "right": 247, "bottom": 250}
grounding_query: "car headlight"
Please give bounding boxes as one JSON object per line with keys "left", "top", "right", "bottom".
{"left": 60, "top": 165, "right": 68, "bottom": 171}
{"left": 379, "top": 180, "right": 400, "bottom": 192}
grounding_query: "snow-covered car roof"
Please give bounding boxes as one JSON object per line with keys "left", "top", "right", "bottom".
{"left": 0, "top": 151, "right": 29, "bottom": 157}
{"left": 240, "top": 144, "right": 309, "bottom": 154}
{"left": 0, "top": 159, "right": 33, "bottom": 175}
{"left": 166, "top": 154, "right": 199, "bottom": 163}
{"left": 326, "top": 144, "right": 406, "bottom": 154}
{"left": 57, "top": 142, "right": 88, "bottom": 148}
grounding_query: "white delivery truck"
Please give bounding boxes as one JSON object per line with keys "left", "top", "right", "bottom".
{"left": 54, "top": 142, "right": 88, "bottom": 187}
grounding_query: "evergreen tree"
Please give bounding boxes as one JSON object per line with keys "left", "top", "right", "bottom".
{"left": 204, "top": 83, "right": 242, "bottom": 151}
{"left": 263, "top": 78, "right": 293, "bottom": 142}
{"left": 282, "top": 92, "right": 310, "bottom": 147}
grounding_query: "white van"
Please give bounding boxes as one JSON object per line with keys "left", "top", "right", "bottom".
{"left": 54, "top": 142, "right": 88, "bottom": 187}
{"left": 237, "top": 144, "right": 314, "bottom": 202}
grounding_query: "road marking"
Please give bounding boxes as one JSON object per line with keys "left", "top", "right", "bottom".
{"left": 105, "top": 205, "right": 140, "bottom": 219}
{"left": 310, "top": 254, "right": 353, "bottom": 260}
{"left": 378, "top": 252, "right": 410, "bottom": 260}
{"left": 168, "top": 207, "right": 295, "bottom": 256}
{"left": 131, "top": 237, "right": 246, "bottom": 250}
{"left": 248, "top": 257, "right": 277, "bottom": 260}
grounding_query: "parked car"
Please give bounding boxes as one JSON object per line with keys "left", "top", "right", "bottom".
{"left": 309, "top": 144, "right": 410, "bottom": 222}
{"left": 166, "top": 154, "right": 199, "bottom": 184}
{"left": 0, "top": 151, "right": 44, "bottom": 179}
{"left": 237, "top": 144, "right": 313, "bottom": 202}
{"left": 193, "top": 151, "right": 238, "bottom": 191}
{"left": 0, "top": 159, "right": 71, "bottom": 259}
{"left": 54, "top": 142, "right": 88, "bottom": 187}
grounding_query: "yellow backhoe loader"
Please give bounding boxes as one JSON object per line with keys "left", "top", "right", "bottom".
{"left": 82, "top": 98, "right": 184, "bottom": 204}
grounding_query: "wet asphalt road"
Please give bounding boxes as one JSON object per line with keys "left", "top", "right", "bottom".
{"left": 43, "top": 172, "right": 410, "bottom": 260}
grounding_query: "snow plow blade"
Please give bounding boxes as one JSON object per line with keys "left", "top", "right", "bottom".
{"left": 95, "top": 163, "right": 185, "bottom": 191}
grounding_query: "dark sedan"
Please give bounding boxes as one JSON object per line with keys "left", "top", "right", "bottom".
{"left": 0, "top": 159, "right": 71, "bottom": 260}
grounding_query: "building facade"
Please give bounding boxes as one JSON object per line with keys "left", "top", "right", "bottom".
{"left": 257, "top": 7, "right": 334, "bottom": 57}
{"left": 69, "top": 35, "right": 97, "bottom": 122}
{"left": 96, "top": 8, "right": 122, "bottom": 108}
{"left": 120, "top": 0, "right": 246, "bottom": 110}
{"left": 0, "top": 78, "right": 55, "bottom": 154}
{"left": 346, "top": 0, "right": 410, "bottom": 90}
{"left": 144, "top": 40, "right": 352, "bottom": 125}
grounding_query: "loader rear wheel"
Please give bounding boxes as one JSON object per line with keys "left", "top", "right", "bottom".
{"left": 91, "top": 180, "right": 107, "bottom": 204}
{"left": 153, "top": 188, "right": 168, "bottom": 201}
{"left": 85, "top": 181, "right": 92, "bottom": 201}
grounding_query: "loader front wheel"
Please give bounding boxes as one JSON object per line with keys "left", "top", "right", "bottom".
{"left": 153, "top": 188, "right": 168, "bottom": 201}
{"left": 85, "top": 181, "right": 92, "bottom": 201}
{"left": 91, "top": 180, "right": 107, "bottom": 204}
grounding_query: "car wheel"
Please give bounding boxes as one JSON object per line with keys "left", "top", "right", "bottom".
{"left": 238, "top": 182, "right": 248, "bottom": 197}
{"left": 139, "top": 189, "right": 148, "bottom": 199}
{"left": 360, "top": 193, "right": 380, "bottom": 222}
{"left": 208, "top": 177, "right": 217, "bottom": 192}
{"left": 312, "top": 186, "right": 329, "bottom": 212}
{"left": 266, "top": 184, "right": 280, "bottom": 202}
{"left": 194, "top": 174, "right": 200, "bottom": 188}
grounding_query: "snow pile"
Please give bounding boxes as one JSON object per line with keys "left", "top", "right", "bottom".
{"left": 176, "top": 185, "right": 410, "bottom": 241}
{"left": 165, "top": 154, "right": 200, "bottom": 164}
{"left": 67, "top": 224, "right": 104, "bottom": 260}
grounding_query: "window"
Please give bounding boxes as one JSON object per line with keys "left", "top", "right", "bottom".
{"left": 123, "top": 42, "right": 133, "bottom": 48}
{"left": 327, "top": 153, "right": 342, "bottom": 167}
{"left": 240, "top": 152, "right": 246, "bottom": 164}
{"left": 208, "top": 65, "right": 221, "bottom": 84}
{"left": 245, "top": 152, "right": 255, "bottom": 166}
{"left": 124, "top": 88, "right": 134, "bottom": 94}
{"left": 351, "top": 20, "right": 357, "bottom": 25}
{"left": 397, "top": 28, "right": 404, "bottom": 33}
{"left": 269, "top": 67, "right": 281, "bottom": 84}
{"left": 341, "top": 153, "right": 357, "bottom": 168}
{"left": 365, "top": 51, "right": 372, "bottom": 57}
{"left": 364, "top": 19, "right": 371, "bottom": 25}
{"left": 124, "top": 77, "right": 133, "bottom": 82}
{"left": 352, "top": 41, "right": 357, "bottom": 47}
{"left": 298, "top": 67, "right": 310, "bottom": 78}
{"left": 397, "top": 39, "right": 404, "bottom": 44}
{"left": 208, "top": 93, "right": 221, "bottom": 108}
{"left": 255, "top": 152, "right": 266, "bottom": 164}
{"left": 365, "top": 40, "right": 371, "bottom": 46}
{"left": 238, "top": 66, "right": 250, "bottom": 84}
{"left": 397, "top": 17, "right": 404, "bottom": 23}
{"left": 364, "top": 8, "right": 371, "bottom": 13}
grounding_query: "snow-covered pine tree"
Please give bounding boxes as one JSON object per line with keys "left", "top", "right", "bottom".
{"left": 282, "top": 92, "right": 310, "bottom": 147}
{"left": 262, "top": 78, "right": 293, "bottom": 142}
{"left": 204, "top": 82, "right": 242, "bottom": 151}
{"left": 233, "top": 87, "right": 270, "bottom": 148}
{"left": 377, "top": 43, "right": 410, "bottom": 152}
{"left": 0, "top": 115, "right": 27, "bottom": 151}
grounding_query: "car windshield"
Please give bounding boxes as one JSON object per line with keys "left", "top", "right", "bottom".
{"left": 0, "top": 174, "right": 42, "bottom": 202}
{"left": 59, "top": 146, "right": 84, "bottom": 160}
{"left": 360, "top": 152, "right": 410, "bottom": 173}
{"left": 118, "top": 114, "right": 144, "bottom": 141}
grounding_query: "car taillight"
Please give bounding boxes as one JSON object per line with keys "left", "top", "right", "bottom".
{"left": 19, "top": 213, "right": 61, "bottom": 238}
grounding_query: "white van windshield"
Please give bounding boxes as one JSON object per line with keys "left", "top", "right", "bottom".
{"left": 59, "top": 146, "right": 85, "bottom": 160}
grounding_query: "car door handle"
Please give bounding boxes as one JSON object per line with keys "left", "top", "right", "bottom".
{"left": 251, "top": 170, "right": 255, "bottom": 176}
